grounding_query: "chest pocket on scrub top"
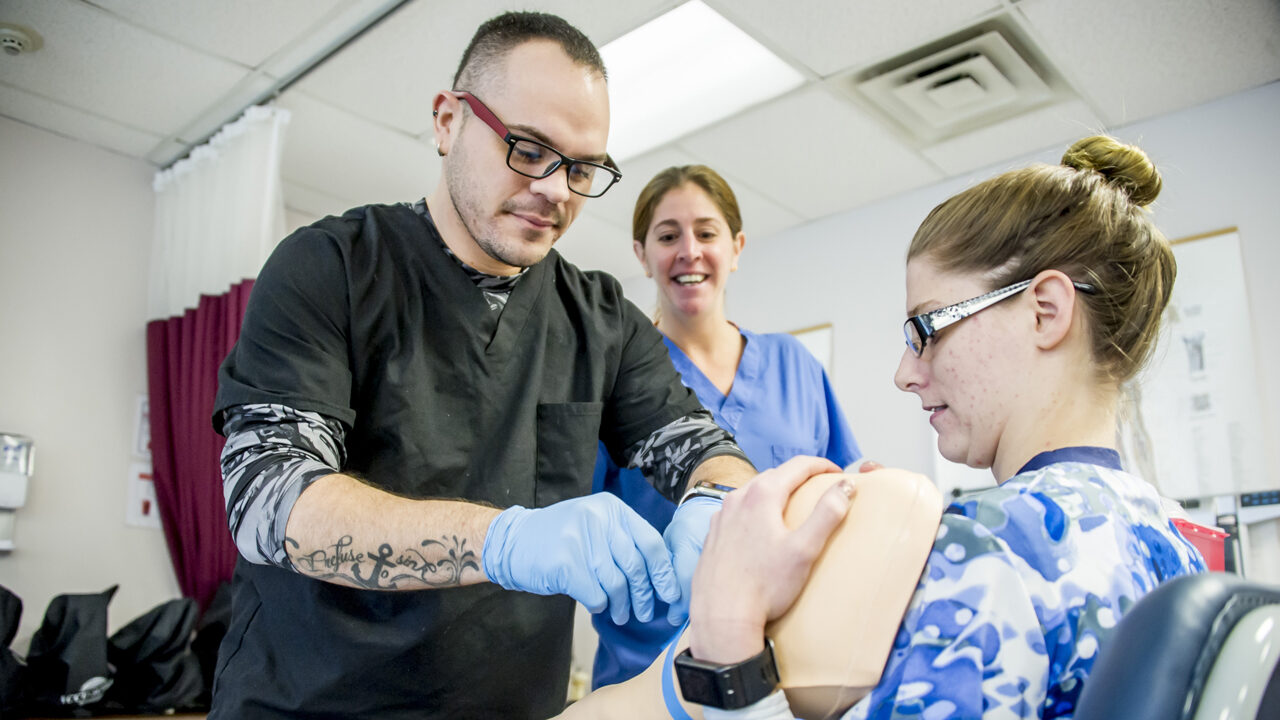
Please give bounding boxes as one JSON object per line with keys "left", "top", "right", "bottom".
{"left": 770, "top": 445, "right": 813, "bottom": 469}
{"left": 535, "top": 402, "right": 603, "bottom": 507}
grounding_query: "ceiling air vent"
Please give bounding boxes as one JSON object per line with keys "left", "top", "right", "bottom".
{"left": 851, "top": 29, "right": 1058, "bottom": 144}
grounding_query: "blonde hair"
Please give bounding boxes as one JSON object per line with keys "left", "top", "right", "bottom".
{"left": 632, "top": 165, "right": 743, "bottom": 245}
{"left": 908, "top": 135, "right": 1175, "bottom": 383}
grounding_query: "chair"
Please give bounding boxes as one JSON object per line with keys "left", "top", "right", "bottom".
{"left": 1075, "top": 572, "right": 1280, "bottom": 720}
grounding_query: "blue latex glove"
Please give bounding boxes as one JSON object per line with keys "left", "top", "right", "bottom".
{"left": 662, "top": 496, "right": 722, "bottom": 626}
{"left": 483, "top": 493, "right": 681, "bottom": 625}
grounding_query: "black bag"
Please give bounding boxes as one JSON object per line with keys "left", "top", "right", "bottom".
{"left": 24, "top": 585, "right": 117, "bottom": 717}
{"left": 0, "top": 583, "right": 28, "bottom": 716}
{"left": 102, "top": 597, "right": 204, "bottom": 714}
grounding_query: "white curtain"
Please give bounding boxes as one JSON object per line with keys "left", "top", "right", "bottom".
{"left": 148, "top": 105, "right": 291, "bottom": 319}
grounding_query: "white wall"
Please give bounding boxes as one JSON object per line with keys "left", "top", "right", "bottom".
{"left": 714, "top": 81, "right": 1280, "bottom": 582}
{"left": 0, "top": 117, "right": 179, "bottom": 650}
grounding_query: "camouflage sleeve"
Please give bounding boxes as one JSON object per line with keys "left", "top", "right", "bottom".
{"left": 624, "top": 408, "right": 753, "bottom": 502}
{"left": 220, "top": 403, "right": 347, "bottom": 569}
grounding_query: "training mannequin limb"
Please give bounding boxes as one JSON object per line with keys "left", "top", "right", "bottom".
{"left": 555, "top": 468, "right": 944, "bottom": 720}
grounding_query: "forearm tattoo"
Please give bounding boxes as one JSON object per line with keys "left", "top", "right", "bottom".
{"left": 222, "top": 403, "right": 484, "bottom": 588}
{"left": 625, "top": 408, "right": 753, "bottom": 501}
{"left": 285, "top": 533, "right": 481, "bottom": 590}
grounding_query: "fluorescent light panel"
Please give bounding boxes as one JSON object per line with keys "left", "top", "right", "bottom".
{"left": 601, "top": 0, "right": 805, "bottom": 162}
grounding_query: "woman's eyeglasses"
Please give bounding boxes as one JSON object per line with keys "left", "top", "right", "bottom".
{"left": 903, "top": 278, "right": 1097, "bottom": 356}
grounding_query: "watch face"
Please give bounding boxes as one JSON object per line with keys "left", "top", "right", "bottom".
{"left": 675, "top": 641, "right": 779, "bottom": 710}
{"left": 674, "top": 662, "right": 717, "bottom": 705}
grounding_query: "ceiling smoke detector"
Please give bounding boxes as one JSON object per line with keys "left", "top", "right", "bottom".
{"left": 0, "top": 23, "right": 43, "bottom": 57}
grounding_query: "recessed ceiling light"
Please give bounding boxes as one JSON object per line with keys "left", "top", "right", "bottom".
{"left": 600, "top": 0, "right": 805, "bottom": 162}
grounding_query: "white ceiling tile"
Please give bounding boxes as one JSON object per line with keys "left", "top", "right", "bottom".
{"left": 89, "top": 0, "right": 346, "bottom": 68}
{"left": 553, "top": 212, "right": 635, "bottom": 279}
{"left": 283, "top": 179, "right": 360, "bottom": 223}
{"left": 288, "top": 0, "right": 486, "bottom": 137}
{"left": 578, "top": 143, "right": 803, "bottom": 264}
{"left": 174, "top": 73, "right": 281, "bottom": 145}
{"left": 588, "top": 145, "right": 702, "bottom": 237}
{"left": 145, "top": 138, "right": 190, "bottom": 166}
{"left": 293, "top": 0, "right": 678, "bottom": 136}
{"left": 1019, "top": 0, "right": 1280, "bottom": 126}
{"left": 0, "top": 84, "right": 162, "bottom": 158}
{"left": 678, "top": 86, "right": 944, "bottom": 219}
{"left": 539, "top": 0, "right": 686, "bottom": 45}
{"left": 0, "top": 0, "right": 247, "bottom": 137}
{"left": 258, "top": 1, "right": 406, "bottom": 80}
{"left": 921, "top": 99, "right": 1105, "bottom": 175}
{"left": 728, "top": 179, "right": 805, "bottom": 240}
{"left": 707, "top": 0, "right": 1001, "bottom": 77}
{"left": 278, "top": 91, "right": 436, "bottom": 209}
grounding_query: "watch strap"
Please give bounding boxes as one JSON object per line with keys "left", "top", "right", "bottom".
{"left": 662, "top": 629, "right": 698, "bottom": 720}
{"left": 674, "top": 637, "right": 780, "bottom": 710}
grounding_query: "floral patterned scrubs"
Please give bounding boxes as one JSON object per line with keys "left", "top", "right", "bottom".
{"left": 846, "top": 447, "right": 1206, "bottom": 720}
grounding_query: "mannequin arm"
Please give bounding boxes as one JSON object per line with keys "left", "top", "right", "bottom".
{"left": 556, "top": 468, "right": 943, "bottom": 720}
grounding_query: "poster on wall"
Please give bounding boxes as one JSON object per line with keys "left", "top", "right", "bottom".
{"left": 790, "top": 323, "right": 833, "bottom": 374}
{"left": 1134, "top": 229, "right": 1269, "bottom": 499}
{"left": 126, "top": 461, "right": 162, "bottom": 529}
{"left": 133, "top": 394, "right": 151, "bottom": 459}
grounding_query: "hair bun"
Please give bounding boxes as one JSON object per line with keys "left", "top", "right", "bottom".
{"left": 1061, "top": 135, "right": 1162, "bottom": 207}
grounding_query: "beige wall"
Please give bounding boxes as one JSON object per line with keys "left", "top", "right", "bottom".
{"left": 0, "top": 116, "right": 178, "bottom": 650}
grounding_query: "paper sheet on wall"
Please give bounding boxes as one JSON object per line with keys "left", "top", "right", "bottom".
{"left": 791, "top": 324, "right": 833, "bottom": 374}
{"left": 133, "top": 394, "right": 151, "bottom": 459}
{"left": 126, "top": 461, "right": 162, "bottom": 529}
{"left": 1133, "top": 231, "right": 1269, "bottom": 499}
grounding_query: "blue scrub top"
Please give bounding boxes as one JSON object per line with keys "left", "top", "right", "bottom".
{"left": 590, "top": 327, "right": 860, "bottom": 688}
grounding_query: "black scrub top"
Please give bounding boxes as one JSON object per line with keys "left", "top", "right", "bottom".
{"left": 211, "top": 204, "right": 702, "bottom": 719}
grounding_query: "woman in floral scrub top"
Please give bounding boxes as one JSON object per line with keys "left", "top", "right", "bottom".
{"left": 684, "top": 135, "right": 1205, "bottom": 720}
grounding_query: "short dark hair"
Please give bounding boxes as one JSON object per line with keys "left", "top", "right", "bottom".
{"left": 453, "top": 11, "right": 606, "bottom": 93}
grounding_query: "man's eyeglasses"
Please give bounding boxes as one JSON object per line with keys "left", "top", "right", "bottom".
{"left": 452, "top": 91, "right": 621, "bottom": 198}
{"left": 903, "top": 278, "right": 1097, "bottom": 357}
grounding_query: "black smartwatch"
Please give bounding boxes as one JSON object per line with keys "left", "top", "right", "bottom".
{"left": 673, "top": 637, "right": 780, "bottom": 710}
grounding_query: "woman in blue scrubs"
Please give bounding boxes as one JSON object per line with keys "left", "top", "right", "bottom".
{"left": 590, "top": 165, "right": 861, "bottom": 687}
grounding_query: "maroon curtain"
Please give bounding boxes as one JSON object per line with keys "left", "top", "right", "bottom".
{"left": 145, "top": 279, "right": 254, "bottom": 612}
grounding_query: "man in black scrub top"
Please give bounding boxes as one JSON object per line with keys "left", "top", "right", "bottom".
{"left": 208, "top": 11, "right": 765, "bottom": 720}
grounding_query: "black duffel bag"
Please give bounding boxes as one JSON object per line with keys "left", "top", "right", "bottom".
{"left": 0, "top": 583, "right": 28, "bottom": 716}
{"left": 102, "top": 597, "right": 204, "bottom": 714}
{"left": 25, "top": 585, "right": 117, "bottom": 717}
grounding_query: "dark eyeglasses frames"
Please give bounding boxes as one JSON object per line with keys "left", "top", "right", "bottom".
{"left": 903, "top": 278, "right": 1097, "bottom": 356}
{"left": 452, "top": 91, "right": 621, "bottom": 198}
